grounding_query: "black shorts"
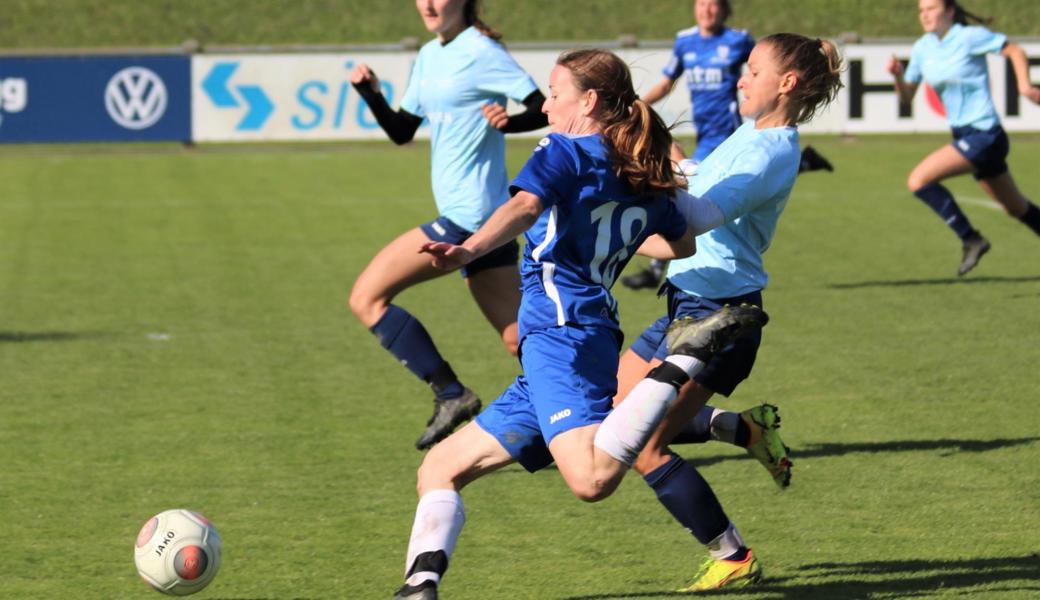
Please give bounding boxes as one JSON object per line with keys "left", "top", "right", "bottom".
{"left": 420, "top": 215, "right": 519, "bottom": 278}
{"left": 629, "top": 284, "right": 763, "bottom": 397}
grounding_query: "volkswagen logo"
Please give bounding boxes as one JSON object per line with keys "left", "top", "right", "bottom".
{"left": 104, "top": 67, "right": 167, "bottom": 130}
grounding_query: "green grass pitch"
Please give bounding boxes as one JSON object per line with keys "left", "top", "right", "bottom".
{"left": 1, "top": 134, "right": 1039, "bottom": 599}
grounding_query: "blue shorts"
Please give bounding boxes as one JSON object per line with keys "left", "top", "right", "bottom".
{"left": 476, "top": 325, "right": 621, "bottom": 473}
{"left": 951, "top": 125, "right": 1009, "bottom": 181}
{"left": 420, "top": 216, "right": 520, "bottom": 278}
{"left": 629, "top": 285, "right": 762, "bottom": 397}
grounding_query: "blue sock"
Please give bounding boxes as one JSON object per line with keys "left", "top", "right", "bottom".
{"left": 670, "top": 408, "right": 713, "bottom": 445}
{"left": 643, "top": 454, "right": 730, "bottom": 546}
{"left": 913, "top": 184, "right": 976, "bottom": 240}
{"left": 370, "top": 305, "right": 465, "bottom": 399}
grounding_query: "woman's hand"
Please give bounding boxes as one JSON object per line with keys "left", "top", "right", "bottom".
{"left": 1021, "top": 85, "right": 1040, "bottom": 105}
{"left": 350, "top": 64, "right": 381, "bottom": 94}
{"left": 482, "top": 103, "right": 509, "bottom": 129}
{"left": 420, "top": 242, "right": 474, "bottom": 271}
{"left": 887, "top": 55, "right": 904, "bottom": 77}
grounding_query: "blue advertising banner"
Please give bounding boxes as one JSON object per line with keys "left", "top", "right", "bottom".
{"left": 0, "top": 55, "right": 190, "bottom": 143}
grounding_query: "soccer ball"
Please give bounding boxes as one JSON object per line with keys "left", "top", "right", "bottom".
{"left": 134, "top": 509, "right": 222, "bottom": 596}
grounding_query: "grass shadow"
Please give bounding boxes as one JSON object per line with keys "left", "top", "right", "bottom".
{"left": 0, "top": 330, "right": 107, "bottom": 343}
{"left": 683, "top": 436, "right": 1040, "bottom": 469}
{"left": 563, "top": 553, "right": 1040, "bottom": 599}
{"left": 827, "top": 275, "right": 1040, "bottom": 289}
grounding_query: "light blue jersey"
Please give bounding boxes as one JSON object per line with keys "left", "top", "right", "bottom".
{"left": 401, "top": 27, "right": 537, "bottom": 232}
{"left": 663, "top": 26, "right": 755, "bottom": 145}
{"left": 667, "top": 121, "right": 800, "bottom": 299}
{"left": 905, "top": 24, "right": 1007, "bottom": 130}
{"left": 510, "top": 134, "right": 687, "bottom": 340}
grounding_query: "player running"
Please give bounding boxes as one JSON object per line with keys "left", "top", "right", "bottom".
{"left": 348, "top": 0, "right": 548, "bottom": 450}
{"left": 615, "top": 32, "right": 845, "bottom": 592}
{"left": 888, "top": 0, "right": 1040, "bottom": 276}
{"left": 391, "top": 48, "right": 767, "bottom": 600}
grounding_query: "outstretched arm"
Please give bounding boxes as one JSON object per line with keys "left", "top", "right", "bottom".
{"left": 350, "top": 64, "right": 423, "bottom": 145}
{"left": 421, "top": 191, "right": 543, "bottom": 270}
{"left": 641, "top": 76, "right": 679, "bottom": 105}
{"left": 1002, "top": 43, "right": 1040, "bottom": 104}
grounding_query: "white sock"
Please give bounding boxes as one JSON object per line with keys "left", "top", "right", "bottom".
{"left": 594, "top": 356, "right": 705, "bottom": 466}
{"left": 403, "top": 489, "right": 465, "bottom": 588}
{"left": 708, "top": 407, "right": 740, "bottom": 444}
{"left": 707, "top": 522, "right": 746, "bottom": 561}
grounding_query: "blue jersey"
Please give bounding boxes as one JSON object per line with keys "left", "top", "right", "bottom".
{"left": 905, "top": 24, "right": 1007, "bottom": 130}
{"left": 663, "top": 26, "right": 755, "bottom": 143}
{"left": 510, "top": 134, "right": 687, "bottom": 339}
{"left": 401, "top": 26, "right": 538, "bottom": 232}
{"left": 667, "top": 121, "right": 800, "bottom": 299}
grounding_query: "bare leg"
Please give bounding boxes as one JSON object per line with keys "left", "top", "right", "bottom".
{"left": 465, "top": 264, "right": 520, "bottom": 356}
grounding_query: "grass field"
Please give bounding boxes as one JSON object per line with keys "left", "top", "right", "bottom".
{"left": 2, "top": 133, "right": 1040, "bottom": 600}
{"left": 4, "top": 0, "right": 1040, "bottom": 49}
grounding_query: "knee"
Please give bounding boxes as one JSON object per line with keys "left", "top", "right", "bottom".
{"left": 416, "top": 453, "right": 459, "bottom": 496}
{"left": 907, "top": 173, "right": 927, "bottom": 193}
{"left": 502, "top": 334, "right": 519, "bottom": 357}
{"left": 565, "top": 477, "right": 616, "bottom": 503}
{"left": 348, "top": 283, "right": 383, "bottom": 326}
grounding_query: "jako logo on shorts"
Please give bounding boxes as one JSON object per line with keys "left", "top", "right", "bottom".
{"left": 549, "top": 408, "right": 572, "bottom": 424}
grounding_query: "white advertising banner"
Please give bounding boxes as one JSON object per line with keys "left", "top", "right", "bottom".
{"left": 192, "top": 43, "right": 1040, "bottom": 141}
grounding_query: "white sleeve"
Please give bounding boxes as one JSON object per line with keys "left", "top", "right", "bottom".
{"left": 673, "top": 189, "right": 725, "bottom": 235}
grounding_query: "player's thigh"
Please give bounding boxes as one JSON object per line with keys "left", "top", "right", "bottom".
{"left": 977, "top": 171, "right": 1030, "bottom": 216}
{"left": 465, "top": 264, "right": 520, "bottom": 335}
{"left": 907, "top": 145, "right": 974, "bottom": 190}
{"left": 417, "top": 421, "right": 515, "bottom": 493}
{"left": 349, "top": 226, "right": 445, "bottom": 323}
{"left": 614, "top": 350, "right": 658, "bottom": 407}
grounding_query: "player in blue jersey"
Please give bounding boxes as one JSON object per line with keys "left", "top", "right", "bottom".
{"left": 612, "top": 33, "right": 845, "bottom": 592}
{"left": 622, "top": 0, "right": 834, "bottom": 291}
{"left": 348, "top": 0, "right": 549, "bottom": 451}
{"left": 888, "top": 0, "right": 1040, "bottom": 276}
{"left": 389, "top": 48, "right": 768, "bottom": 600}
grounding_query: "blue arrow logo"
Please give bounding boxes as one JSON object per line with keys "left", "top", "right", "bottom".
{"left": 236, "top": 85, "right": 274, "bottom": 131}
{"left": 201, "top": 62, "right": 275, "bottom": 131}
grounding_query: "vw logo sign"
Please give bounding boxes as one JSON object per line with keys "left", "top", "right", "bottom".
{"left": 104, "top": 67, "right": 167, "bottom": 130}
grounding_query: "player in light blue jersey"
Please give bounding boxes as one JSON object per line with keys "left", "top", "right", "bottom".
{"left": 613, "top": 33, "right": 844, "bottom": 592}
{"left": 390, "top": 49, "right": 767, "bottom": 600}
{"left": 622, "top": 0, "right": 834, "bottom": 291}
{"left": 889, "top": 0, "right": 1040, "bottom": 276}
{"left": 348, "top": 0, "right": 549, "bottom": 451}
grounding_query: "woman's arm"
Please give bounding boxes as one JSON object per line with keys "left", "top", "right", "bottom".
{"left": 640, "top": 76, "right": 679, "bottom": 105}
{"left": 483, "top": 91, "right": 549, "bottom": 133}
{"left": 1001, "top": 43, "right": 1040, "bottom": 104}
{"left": 636, "top": 229, "right": 696, "bottom": 260}
{"left": 887, "top": 56, "right": 918, "bottom": 105}
{"left": 350, "top": 64, "right": 423, "bottom": 145}
{"left": 421, "top": 191, "right": 543, "bottom": 270}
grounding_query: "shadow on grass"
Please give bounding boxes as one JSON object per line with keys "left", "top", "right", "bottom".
{"left": 0, "top": 330, "right": 106, "bottom": 343}
{"left": 682, "top": 436, "right": 1040, "bottom": 469}
{"left": 828, "top": 275, "right": 1040, "bottom": 289}
{"left": 562, "top": 553, "right": 1040, "bottom": 599}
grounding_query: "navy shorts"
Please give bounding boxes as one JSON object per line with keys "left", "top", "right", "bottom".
{"left": 629, "top": 285, "right": 762, "bottom": 397}
{"left": 476, "top": 324, "right": 621, "bottom": 473}
{"left": 420, "top": 216, "right": 520, "bottom": 278}
{"left": 951, "top": 125, "right": 1009, "bottom": 181}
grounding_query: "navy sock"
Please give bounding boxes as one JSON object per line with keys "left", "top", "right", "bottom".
{"left": 913, "top": 184, "right": 976, "bottom": 240}
{"left": 1019, "top": 203, "right": 1040, "bottom": 236}
{"left": 643, "top": 454, "right": 730, "bottom": 545}
{"left": 370, "top": 305, "right": 464, "bottom": 399}
{"left": 671, "top": 409, "right": 713, "bottom": 445}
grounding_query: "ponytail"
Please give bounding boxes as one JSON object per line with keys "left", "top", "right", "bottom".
{"left": 464, "top": 0, "right": 503, "bottom": 42}
{"left": 945, "top": 1, "right": 992, "bottom": 26}
{"left": 760, "top": 33, "right": 844, "bottom": 125}
{"left": 556, "top": 49, "right": 678, "bottom": 196}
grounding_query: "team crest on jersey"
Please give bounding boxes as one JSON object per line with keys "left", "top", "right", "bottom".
{"left": 534, "top": 137, "right": 551, "bottom": 152}
{"left": 716, "top": 45, "right": 730, "bottom": 60}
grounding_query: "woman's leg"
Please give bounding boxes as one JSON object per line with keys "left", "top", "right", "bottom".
{"left": 349, "top": 226, "right": 477, "bottom": 449}
{"left": 396, "top": 422, "right": 515, "bottom": 598}
{"left": 977, "top": 171, "right": 1040, "bottom": 236}
{"left": 464, "top": 264, "right": 520, "bottom": 356}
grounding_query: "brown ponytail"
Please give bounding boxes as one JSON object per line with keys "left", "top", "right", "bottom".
{"left": 760, "top": 33, "right": 844, "bottom": 125}
{"left": 944, "top": 0, "right": 992, "bottom": 26}
{"left": 556, "top": 49, "right": 678, "bottom": 195}
{"left": 464, "top": 0, "right": 503, "bottom": 42}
